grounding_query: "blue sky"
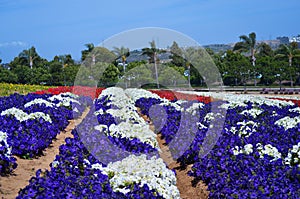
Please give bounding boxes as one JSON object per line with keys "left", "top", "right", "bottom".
{"left": 0, "top": 0, "right": 299, "bottom": 63}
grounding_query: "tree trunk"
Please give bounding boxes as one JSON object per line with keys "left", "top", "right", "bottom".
{"left": 123, "top": 61, "right": 127, "bottom": 88}
{"left": 289, "top": 57, "right": 293, "bottom": 87}
{"left": 154, "top": 52, "right": 159, "bottom": 89}
{"left": 30, "top": 56, "right": 33, "bottom": 69}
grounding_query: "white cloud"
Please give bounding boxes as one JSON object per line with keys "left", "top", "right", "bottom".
{"left": 0, "top": 41, "right": 27, "bottom": 47}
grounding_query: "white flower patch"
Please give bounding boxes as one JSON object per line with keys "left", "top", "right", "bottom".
{"left": 106, "top": 108, "right": 145, "bottom": 124}
{"left": 94, "top": 109, "right": 104, "bottom": 116}
{"left": 96, "top": 87, "right": 160, "bottom": 150}
{"left": 186, "top": 102, "right": 205, "bottom": 116}
{"left": 48, "top": 93, "right": 81, "bottom": 107}
{"left": 219, "top": 101, "right": 248, "bottom": 110}
{"left": 159, "top": 100, "right": 183, "bottom": 112}
{"left": 256, "top": 143, "right": 282, "bottom": 162}
{"left": 125, "top": 88, "right": 162, "bottom": 102}
{"left": 232, "top": 144, "right": 253, "bottom": 155}
{"left": 126, "top": 88, "right": 188, "bottom": 112}
{"left": 178, "top": 91, "right": 295, "bottom": 108}
{"left": 90, "top": 154, "right": 180, "bottom": 199}
{"left": 230, "top": 120, "right": 258, "bottom": 138}
{"left": 1, "top": 107, "right": 52, "bottom": 123}
{"left": 289, "top": 107, "right": 300, "bottom": 114}
{"left": 0, "top": 131, "right": 12, "bottom": 157}
{"left": 204, "top": 112, "right": 223, "bottom": 123}
{"left": 275, "top": 116, "right": 300, "bottom": 130}
{"left": 108, "top": 122, "right": 159, "bottom": 149}
{"left": 284, "top": 142, "right": 300, "bottom": 167}
{"left": 24, "top": 98, "right": 56, "bottom": 108}
{"left": 241, "top": 108, "right": 263, "bottom": 118}
{"left": 94, "top": 124, "right": 108, "bottom": 133}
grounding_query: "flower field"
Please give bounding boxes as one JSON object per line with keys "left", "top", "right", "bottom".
{"left": 0, "top": 83, "right": 52, "bottom": 96}
{"left": 0, "top": 86, "right": 299, "bottom": 198}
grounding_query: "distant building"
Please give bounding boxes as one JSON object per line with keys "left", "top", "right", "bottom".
{"left": 289, "top": 35, "right": 300, "bottom": 43}
{"left": 276, "top": 36, "right": 290, "bottom": 45}
{"left": 203, "top": 44, "right": 232, "bottom": 53}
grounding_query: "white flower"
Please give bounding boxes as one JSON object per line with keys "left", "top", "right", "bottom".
{"left": 231, "top": 120, "right": 258, "bottom": 138}
{"left": 256, "top": 143, "right": 282, "bottom": 162}
{"left": 275, "top": 116, "right": 300, "bottom": 130}
{"left": 108, "top": 122, "right": 159, "bottom": 149}
{"left": 186, "top": 102, "right": 205, "bottom": 115}
{"left": 90, "top": 155, "right": 180, "bottom": 199}
{"left": 1, "top": 107, "right": 52, "bottom": 123}
{"left": 0, "top": 131, "right": 12, "bottom": 157}
{"left": 125, "top": 88, "right": 161, "bottom": 102}
{"left": 24, "top": 98, "right": 55, "bottom": 108}
{"left": 48, "top": 92, "right": 81, "bottom": 107}
{"left": 232, "top": 144, "right": 253, "bottom": 155}
{"left": 284, "top": 142, "right": 300, "bottom": 167}
{"left": 241, "top": 108, "right": 263, "bottom": 118}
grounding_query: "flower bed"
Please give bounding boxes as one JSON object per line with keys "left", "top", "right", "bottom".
{"left": 17, "top": 87, "right": 180, "bottom": 199}
{"left": 128, "top": 89, "right": 300, "bottom": 198}
{"left": 5, "top": 88, "right": 300, "bottom": 198}
{"left": 0, "top": 92, "right": 90, "bottom": 174}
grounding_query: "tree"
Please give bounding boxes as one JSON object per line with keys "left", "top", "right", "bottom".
{"left": 98, "top": 64, "right": 120, "bottom": 87}
{"left": 49, "top": 62, "right": 63, "bottom": 85}
{"left": 81, "top": 43, "right": 95, "bottom": 63}
{"left": 233, "top": 32, "right": 257, "bottom": 66}
{"left": 19, "top": 46, "right": 41, "bottom": 69}
{"left": 257, "top": 43, "right": 273, "bottom": 57}
{"left": 233, "top": 32, "right": 258, "bottom": 86}
{"left": 0, "top": 67, "right": 17, "bottom": 83}
{"left": 142, "top": 40, "right": 165, "bottom": 88}
{"left": 275, "top": 42, "right": 300, "bottom": 86}
{"left": 221, "top": 50, "right": 252, "bottom": 89}
{"left": 170, "top": 41, "right": 185, "bottom": 67}
{"left": 113, "top": 46, "right": 130, "bottom": 71}
{"left": 159, "top": 65, "right": 186, "bottom": 87}
{"left": 11, "top": 65, "right": 32, "bottom": 84}
{"left": 82, "top": 45, "right": 116, "bottom": 68}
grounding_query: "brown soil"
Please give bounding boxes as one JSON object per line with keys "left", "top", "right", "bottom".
{"left": 142, "top": 114, "right": 209, "bottom": 199}
{"left": 0, "top": 108, "right": 90, "bottom": 199}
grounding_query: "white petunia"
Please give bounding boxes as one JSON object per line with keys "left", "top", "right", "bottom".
{"left": 89, "top": 155, "right": 180, "bottom": 199}
{"left": 1, "top": 107, "right": 52, "bottom": 123}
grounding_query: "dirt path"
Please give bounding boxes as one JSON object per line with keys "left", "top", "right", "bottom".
{"left": 142, "top": 114, "right": 209, "bottom": 199}
{"left": 0, "top": 108, "right": 90, "bottom": 199}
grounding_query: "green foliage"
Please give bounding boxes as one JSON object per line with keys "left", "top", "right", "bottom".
{"left": 98, "top": 64, "right": 120, "bottom": 87}
{"left": 12, "top": 65, "right": 32, "bottom": 84}
{"left": 0, "top": 67, "right": 18, "bottom": 83}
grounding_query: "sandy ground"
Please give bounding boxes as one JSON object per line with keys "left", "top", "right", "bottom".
{"left": 0, "top": 108, "right": 90, "bottom": 199}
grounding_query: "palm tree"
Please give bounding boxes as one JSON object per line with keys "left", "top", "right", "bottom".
{"left": 276, "top": 42, "right": 300, "bottom": 87}
{"left": 81, "top": 43, "right": 96, "bottom": 65}
{"left": 233, "top": 32, "right": 257, "bottom": 66}
{"left": 142, "top": 40, "right": 165, "bottom": 88}
{"left": 112, "top": 46, "right": 130, "bottom": 73}
{"left": 19, "top": 46, "right": 38, "bottom": 69}
{"left": 233, "top": 32, "right": 257, "bottom": 86}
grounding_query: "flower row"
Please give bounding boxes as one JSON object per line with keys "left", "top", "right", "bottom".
{"left": 18, "top": 87, "right": 181, "bottom": 199}
{"left": 0, "top": 92, "right": 90, "bottom": 175}
{"left": 126, "top": 89, "right": 300, "bottom": 198}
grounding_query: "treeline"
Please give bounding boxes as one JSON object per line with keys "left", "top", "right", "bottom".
{"left": 0, "top": 32, "right": 300, "bottom": 87}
